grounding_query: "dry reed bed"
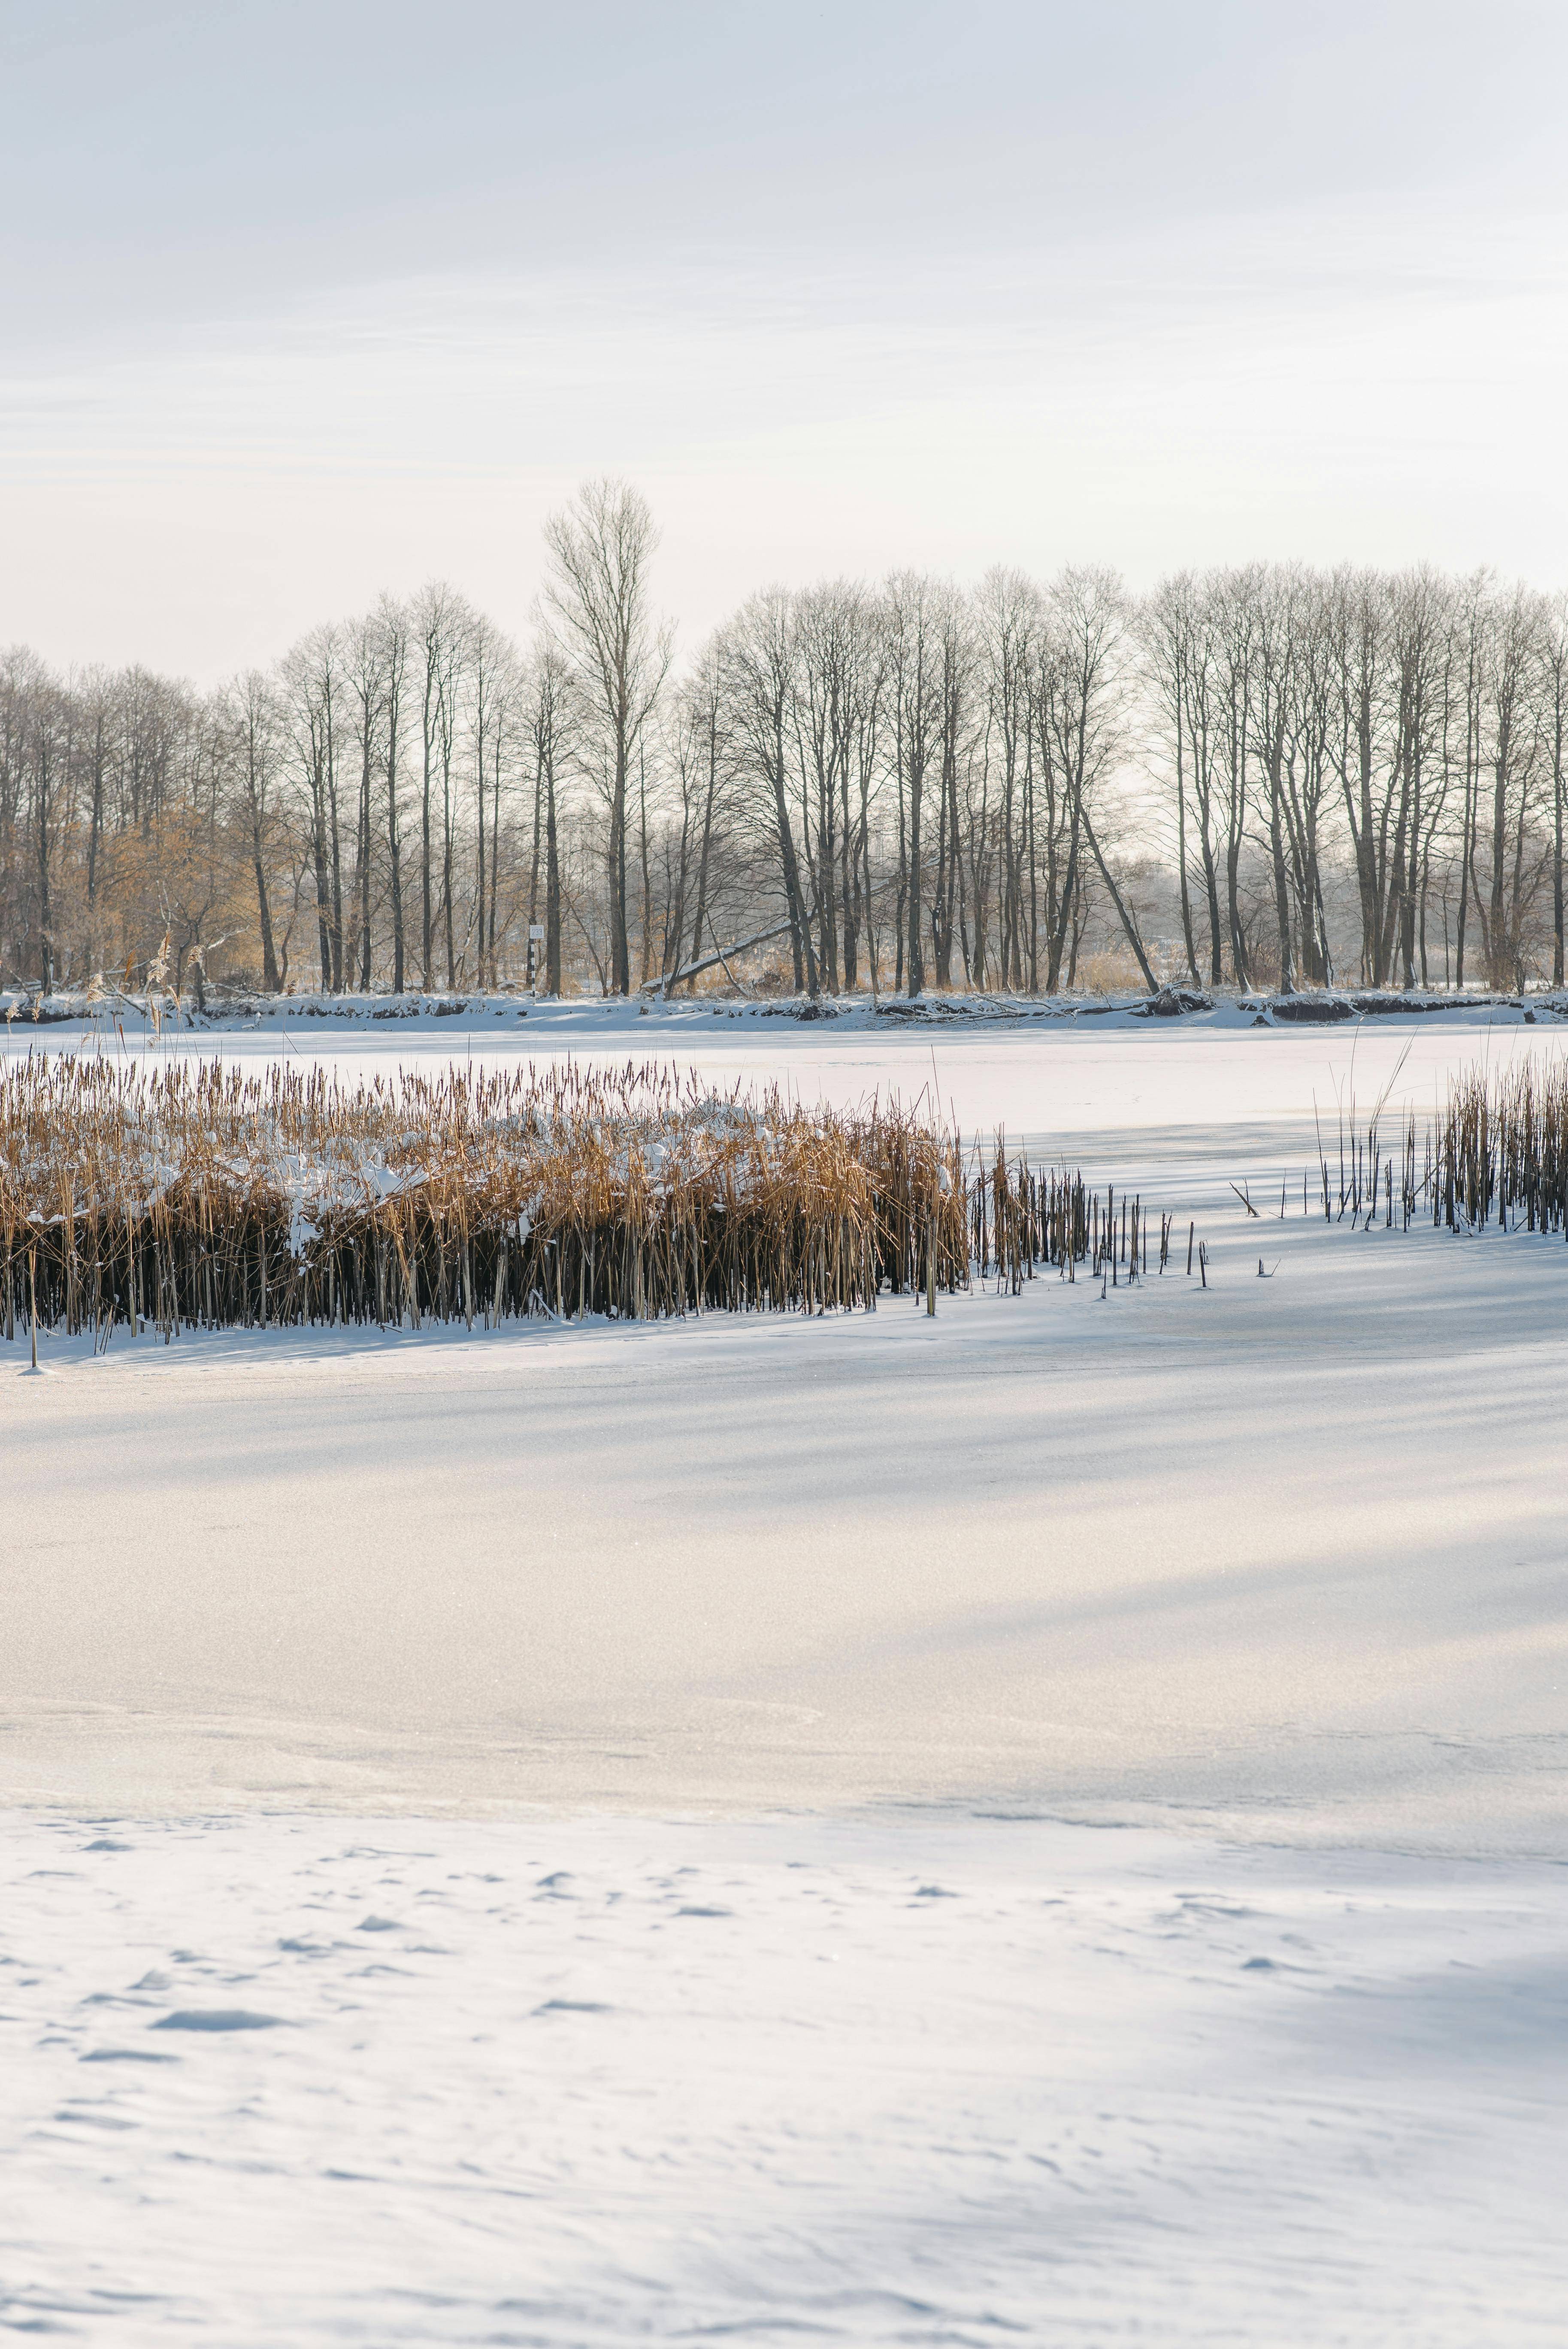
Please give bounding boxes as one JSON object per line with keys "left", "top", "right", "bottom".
{"left": 0, "top": 1057, "right": 1144, "bottom": 1345}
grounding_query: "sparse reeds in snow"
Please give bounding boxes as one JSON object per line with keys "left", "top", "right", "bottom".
{"left": 1296, "top": 1055, "right": 1568, "bottom": 1235}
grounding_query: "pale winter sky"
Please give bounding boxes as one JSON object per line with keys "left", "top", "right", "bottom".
{"left": 2, "top": 0, "right": 1566, "bottom": 680}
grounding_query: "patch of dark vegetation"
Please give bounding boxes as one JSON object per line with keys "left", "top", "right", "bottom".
{"left": 1133, "top": 986, "right": 1214, "bottom": 1018}
{"left": 1265, "top": 996, "right": 1356, "bottom": 1023}
{"left": 1350, "top": 992, "right": 1506, "bottom": 1015}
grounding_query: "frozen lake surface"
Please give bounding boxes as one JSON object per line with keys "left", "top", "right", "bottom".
{"left": 4, "top": 1010, "right": 1566, "bottom": 2341}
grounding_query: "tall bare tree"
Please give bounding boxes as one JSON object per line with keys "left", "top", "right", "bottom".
{"left": 229, "top": 670, "right": 282, "bottom": 992}
{"left": 543, "top": 481, "right": 669, "bottom": 995}
{"left": 720, "top": 591, "right": 818, "bottom": 995}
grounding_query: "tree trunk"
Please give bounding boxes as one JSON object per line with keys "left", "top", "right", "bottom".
{"left": 1081, "top": 803, "right": 1156, "bottom": 991}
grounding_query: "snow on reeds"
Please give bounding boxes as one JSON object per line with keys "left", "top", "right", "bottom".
{"left": 1, "top": 1056, "right": 1128, "bottom": 1345}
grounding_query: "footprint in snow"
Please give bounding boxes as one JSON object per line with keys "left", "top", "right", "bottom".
{"left": 914, "top": 1885, "right": 957, "bottom": 1899}
{"left": 151, "top": 2010, "right": 286, "bottom": 2033}
{"left": 356, "top": 1916, "right": 400, "bottom": 1933}
{"left": 675, "top": 1905, "right": 731, "bottom": 1918}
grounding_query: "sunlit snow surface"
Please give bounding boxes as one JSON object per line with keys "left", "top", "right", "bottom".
{"left": 4, "top": 1008, "right": 1568, "bottom": 2343}
{"left": 6, "top": 1810, "right": 1567, "bottom": 2346}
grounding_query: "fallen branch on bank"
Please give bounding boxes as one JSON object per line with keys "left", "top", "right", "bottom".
{"left": 641, "top": 922, "right": 795, "bottom": 999}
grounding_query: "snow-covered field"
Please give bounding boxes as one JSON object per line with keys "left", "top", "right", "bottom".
{"left": 4, "top": 1010, "right": 1567, "bottom": 2343}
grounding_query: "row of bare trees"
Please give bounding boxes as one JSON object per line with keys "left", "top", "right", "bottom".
{"left": 1145, "top": 564, "right": 1568, "bottom": 993}
{"left": 3, "top": 485, "right": 1566, "bottom": 1001}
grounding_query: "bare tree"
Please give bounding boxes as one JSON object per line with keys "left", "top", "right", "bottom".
{"left": 1545, "top": 596, "right": 1568, "bottom": 988}
{"left": 1475, "top": 583, "right": 1547, "bottom": 990}
{"left": 885, "top": 573, "right": 942, "bottom": 998}
{"left": 228, "top": 670, "right": 282, "bottom": 992}
{"left": 929, "top": 586, "right": 978, "bottom": 988}
{"left": 1040, "top": 568, "right": 1152, "bottom": 991}
{"left": 543, "top": 481, "right": 670, "bottom": 995}
{"left": 27, "top": 677, "right": 71, "bottom": 988}
{"left": 412, "top": 584, "right": 468, "bottom": 991}
{"left": 720, "top": 591, "right": 819, "bottom": 995}
{"left": 666, "top": 643, "right": 735, "bottom": 990}
{"left": 1141, "top": 572, "right": 1210, "bottom": 982}
{"left": 282, "top": 625, "right": 345, "bottom": 988}
{"left": 377, "top": 596, "right": 409, "bottom": 992}
{"left": 466, "top": 612, "right": 511, "bottom": 986}
{"left": 976, "top": 567, "right": 1040, "bottom": 989}
{"left": 524, "top": 643, "right": 572, "bottom": 994}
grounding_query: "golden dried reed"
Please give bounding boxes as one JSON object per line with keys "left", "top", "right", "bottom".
{"left": 2, "top": 1056, "right": 984, "bottom": 1340}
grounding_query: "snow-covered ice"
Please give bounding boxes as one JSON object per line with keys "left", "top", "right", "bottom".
{"left": 3, "top": 1011, "right": 1567, "bottom": 2341}
{"left": 5, "top": 1809, "right": 1567, "bottom": 2346}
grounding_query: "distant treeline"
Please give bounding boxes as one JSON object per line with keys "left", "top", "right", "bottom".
{"left": 3, "top": 482, "right": 1565, "bottom": 1001}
